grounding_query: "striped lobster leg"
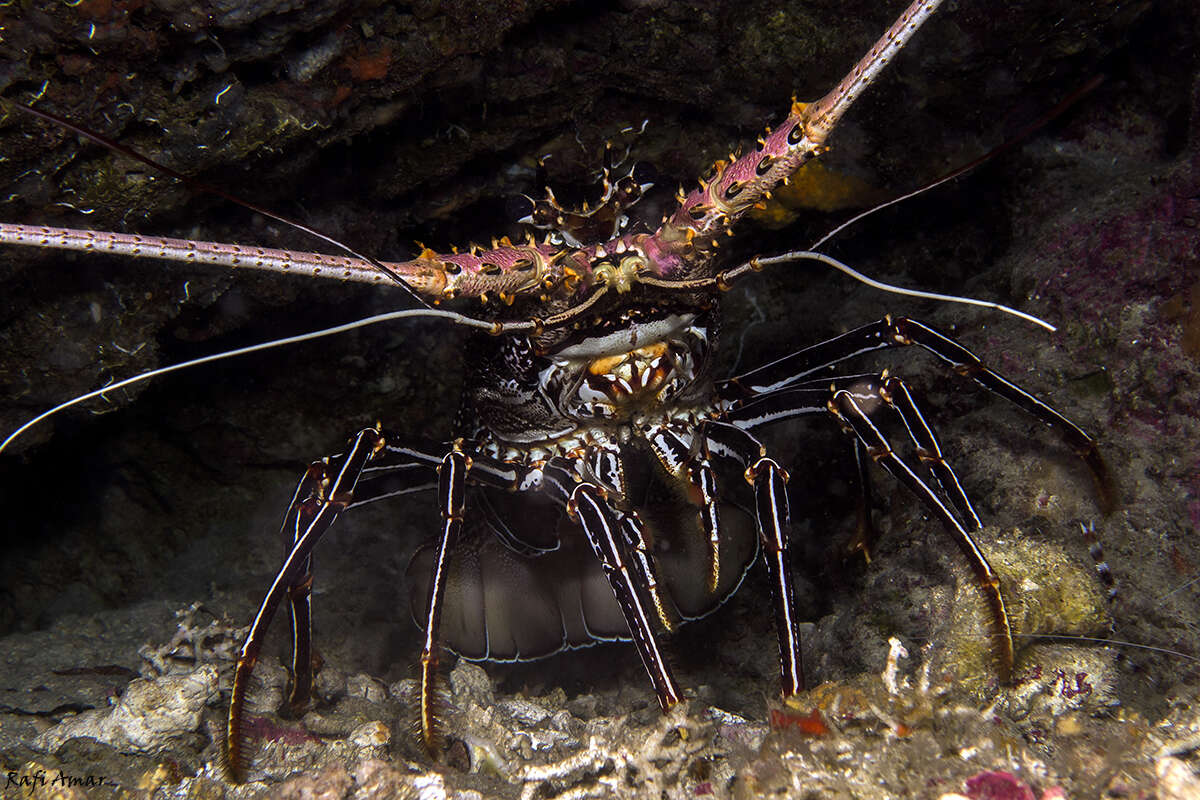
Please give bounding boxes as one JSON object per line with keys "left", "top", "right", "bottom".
{"left": 226, "top": 432, "right": 489, "bottom": 775}
{"left": 723, "top": 372, "right": 1013, "bottom": 682}
{"left": 700, "top": 420, "right": 805, "bottom": 698}
{"left": 718, "top": 316, "right": 1113, "bottom": 512}
{"left": 643, "top": 423, "right": 725, "bottom": 597}
{"left": 540, "top": 457, "right": 682, "bottom": 711}
{"left": 824, "top": 379, "right": 1016, "bottom": 682}
{"left": 276, "top": 453, "right": 446, "bottom": 721}
{"left": 225, "top": 426, "right": 388, "bottom": 781}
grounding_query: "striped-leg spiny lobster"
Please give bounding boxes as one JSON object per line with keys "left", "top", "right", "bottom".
{"left": 0, "top": 0, "right": 1118, "bottom": 782}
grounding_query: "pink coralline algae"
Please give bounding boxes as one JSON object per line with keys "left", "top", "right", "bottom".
{"left": 240, "top": 714, "right": 321, "bottom": 747}
{"left": 962, "top": 770, "right": 1067, "bottom": 800}
{"left": 965, "top": 771, "right": 1035, "bottom": 800}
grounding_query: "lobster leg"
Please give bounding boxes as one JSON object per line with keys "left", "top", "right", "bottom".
{"left": 226, "top": 426, "right": 384, "bottom": 781}
{"left": 732, "top": 374, "right": 984, "bottom": 532}
{"left": 892, "top": 317, "right": 1114, "bottom": 511}
{"left": 279, "top": 477, "right": 315, "bottom": 720}
{"left": 725, "top": 374, "right": 1013, "bottom": 677}
{"left": 881, "top": 374, "right": 982, "bottom": 529}
{"left": 850, "top": 438, "right": 880, "bottom": 562}
{"left": 286, "top": 444, "right": 445, "bottom": 717}
{"left": 828, "top": 382, "right": 1015, "bottom": 683}
{"left": 726, "top": 374, "right": 978, "bottom": 556}
{"left": 701, "top": 421, "right": 805, "bottom": 697}
{"left": 689, "top": 457, "right": 723, "bottom": 594}
{"left": 752, "top": 457, "right": 804, "bottom": 697}
{"left": 280, "top": 464, "right": 443, "bottom": 718}
{"left": 543, "top": 458, "right": 682, "bottom": 710}
{"left": 643, "top": 424, "right": 725, "bottom": 600}
{"left": 616, "top": 512, "right": 677, "bottom": 634}
{"left": 356, "top": 439, "right": 521, "bottom": 753}
{"left": 718, "top": 315, "right": 1113, "bottom": 512}
{"left": 377, "top": 442, "right": 685, "bottom": 731}
{"left": 350, "top": 464, "right": 441, "bottom": 507}
{"left": 417, "top": 448, "right": 469, "bottom": 754}
{"left": 584, "top": 445, "right": 677, "bottom": 632}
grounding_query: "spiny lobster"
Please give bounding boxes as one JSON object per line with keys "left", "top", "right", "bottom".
{"left": 0, "top": 0, "right": 1118, "bottom": 784}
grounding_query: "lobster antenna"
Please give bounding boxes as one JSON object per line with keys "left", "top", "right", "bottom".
{"left": 644, "top": 251, "right": 1057, "bottom": 332}
{"left": 0, "top": 308, "right": 507, "bottom": 454}
{"left": 1007, "top": 633, "right": 1198, "bottom": 663}
{"left": 4, "top": 100, "right": 432, "bottom": 309}
{"left": 904, "top": 630, "right": 1197, "bottom": 663}
{"left": 1153, "top": 574, "right": 1200, "bottom": 609}
{"left": 763, "top": 250, "right": 1057, "bottom": 332}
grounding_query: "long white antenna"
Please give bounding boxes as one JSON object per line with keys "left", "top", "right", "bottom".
{"left": 1, "top": 308, "right": 500, "bottom": 453}
{"left": 760, "top": 250, "right": 1057, "bottom": 332}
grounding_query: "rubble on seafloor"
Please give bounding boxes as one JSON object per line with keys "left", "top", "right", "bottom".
{"left": 2, "top": 547, "right": 1197, "bottom": 800}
